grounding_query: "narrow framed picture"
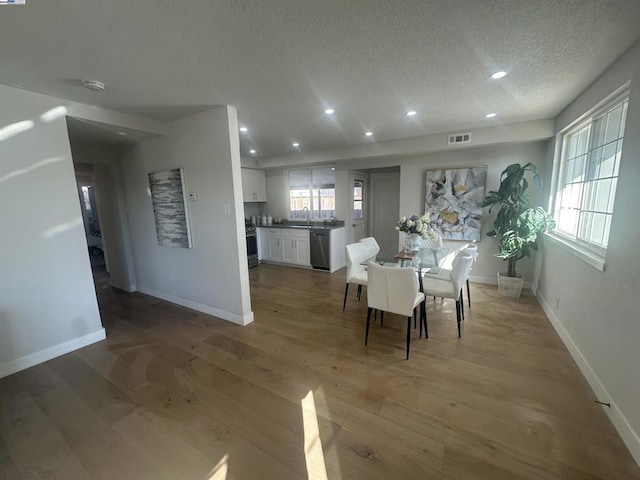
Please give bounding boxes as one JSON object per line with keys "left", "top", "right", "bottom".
{"left": 424, "top": 166, "right": 487, "bottom": 241}
{"left": 148, "top": 168, "right": 192, "bottom": 248}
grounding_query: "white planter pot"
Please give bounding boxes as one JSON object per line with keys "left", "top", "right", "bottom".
{"left": 497, "top": 272, "right": 524, "bottom": 298}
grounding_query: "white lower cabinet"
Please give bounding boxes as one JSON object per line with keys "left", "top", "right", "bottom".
{"left": 259, "top": 228, "right": 310, "bottom": 267}
{"left": 266, "top": 235, "right": 283, "bottom": 261}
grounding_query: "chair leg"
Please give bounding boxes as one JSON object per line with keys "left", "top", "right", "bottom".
{"left": 455, "top": 300, "right": 461, "bottom": 338}
{"left": 423, "top": 300, "right": 428, "bottom": 338}
{"left": 460, "top": 289, "right": 465, "bottom": 320}
{"left": 342, "top": 283, "right": 349, "bottom": 311}
{"left": 419, "top": 307, "right": 422, "bottom": 338}
{"left": 357, "top": 284, "right": 362, "bottom": 301}
{"left": 380, "top": 311, "right": 384, "bottom": 327}
{"left": 413, "top": 309, "right": 417, "bottom": 329}
{"left": 365, "top": 307, "right": 373, "bottom": 346}
{"left": 467, "top": 279, "right": 471, "bottom": 308}
{"left": 406, "top": 316, "right": 411, "bottom": 360}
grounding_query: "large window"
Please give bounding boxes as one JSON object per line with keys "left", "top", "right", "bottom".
{"left": 551, "top": 91, "right": 628, "bottom": 266}
{"left": 289, "top": 167, "right": 335, "bottom": 219}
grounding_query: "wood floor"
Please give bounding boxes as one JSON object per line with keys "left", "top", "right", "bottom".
{"left": 1, "top": 264, "right": 639, "bottom": 479}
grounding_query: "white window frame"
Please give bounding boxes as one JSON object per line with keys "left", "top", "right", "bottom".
{"left": 547, "top": 86, "right": 629, "bottom": 271}
{"left": 287, "top": 167, "right": 336, "bottom": 220}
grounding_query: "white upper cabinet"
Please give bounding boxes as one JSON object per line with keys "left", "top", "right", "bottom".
{"left": 241, "top": 168, "right": 267, "bottom": 202}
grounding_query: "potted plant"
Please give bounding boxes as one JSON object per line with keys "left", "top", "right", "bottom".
{"left": 482, "top": 163, "right": 555, "bottom": 297}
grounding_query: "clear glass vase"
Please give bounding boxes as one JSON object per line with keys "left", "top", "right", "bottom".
{"left": 404, "top": 233, "right": 422, "bottom": 252}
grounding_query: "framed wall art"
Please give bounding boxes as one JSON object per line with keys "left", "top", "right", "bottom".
{"left": 148, "top": 168, "right": 192, "bottom": 248}
{"left": 424, "top": 166, "right": 487, "bottom": 241}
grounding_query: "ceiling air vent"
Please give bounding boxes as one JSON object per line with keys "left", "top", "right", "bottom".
{"left": 448, "top": 132, "right": 472, "bottom": 146}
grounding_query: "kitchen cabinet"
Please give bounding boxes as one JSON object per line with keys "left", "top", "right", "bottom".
{"left": 282, "top": 237, "right": 310, "bottom": 265}
{"left": 259, "top": 228, "right": 310, "bottom": 267}
{"left": 241, "top": 168, "right": 267, "bottom": 202}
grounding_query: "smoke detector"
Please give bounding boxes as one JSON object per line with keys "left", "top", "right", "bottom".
{"left": 82, "top": 79, "right": 105, "bottom": 92}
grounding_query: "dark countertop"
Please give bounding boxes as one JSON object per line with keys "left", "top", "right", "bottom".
{"left": 256, "top": 223, "right": 345, "bottom": 230}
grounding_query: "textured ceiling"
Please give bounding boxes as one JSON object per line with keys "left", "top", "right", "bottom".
{"left": 1, "top": 0, "right": 639, "bottom": 158}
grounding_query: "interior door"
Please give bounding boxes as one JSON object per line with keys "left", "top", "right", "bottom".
{"left": 369, "top": 170, "right": 400, "bottom": 259}
{"left": 352, "top": 174, "right": 366, "bottom": 242}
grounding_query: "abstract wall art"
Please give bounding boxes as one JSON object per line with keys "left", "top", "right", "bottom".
{"left": 424, "top": 166, "right": 487, "bottom": 241}
{"left": 148, "top": 168, "right": 192, "bottom": 248}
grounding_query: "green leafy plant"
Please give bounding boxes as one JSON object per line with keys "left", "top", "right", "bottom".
{"left": 482, "top": 163, "right": 555, "bottom": 278}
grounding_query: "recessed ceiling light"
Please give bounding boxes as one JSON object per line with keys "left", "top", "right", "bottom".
{"left": 117, "top": 131, "right": 128, "bottom": 136}
{"left": 239, "top": 127, "right": 248, "bottom": 133}
{"left": 485, "top": 113, "right": 497, "bottom": 118}
{"left": 490, "top": 71, "right": 507, "bottom": 79}
{"left": 331, "top": 167, "right": 335, "bottom": 171}
{"left": 324, "top": 108, "right": 335, "bottom": 115}
{"left": 249, "top": 149, "right": 256, "bottom": 154}
{"left": 405, "top": 110, "right": 417, "bottom": 117}
{"left": 365, "top": 131, "right": 373, "bottom": 137}
{"left": 292, "top": 142, "right": 300, "bottom": 147}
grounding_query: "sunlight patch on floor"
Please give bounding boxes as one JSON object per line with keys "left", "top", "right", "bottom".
{"left": 301, "top": 390, "right": 329, "bottom": 480}
{"left": 204, "top": 453, "right": 228, "bottom": 480}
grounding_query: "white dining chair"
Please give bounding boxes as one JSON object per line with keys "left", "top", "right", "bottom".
{"left": 462, "top": 243, "right": 478, "bottom": 308}
{"left": 421, "top": 253, "right": 474, "bottom": 338}
{"left": 343, "top": 242, "right": 371, "bottom": 311}
{"left": 359, "top": 237, "right": 381, "bottom": 262}
{"left": 365, "top": 263, "right": 426, "bottom": 359}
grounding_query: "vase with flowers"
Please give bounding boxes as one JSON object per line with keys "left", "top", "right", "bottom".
{"left": 396, "top": 214, "right": 437, "bottom": 252}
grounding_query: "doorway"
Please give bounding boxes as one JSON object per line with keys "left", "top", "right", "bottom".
{"left": 76, "top": 169, "right": 106, "bottom": 269}
{"left": 368, "top": 168, "right": 400, "bottom": 259}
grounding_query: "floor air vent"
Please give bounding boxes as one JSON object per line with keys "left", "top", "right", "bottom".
{"left": 448, "top": 132, "right": 472, "bottom": 145}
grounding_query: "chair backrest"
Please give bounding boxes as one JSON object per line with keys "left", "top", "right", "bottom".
{"left": 345, "top": 242, "right": 370, "bottom": 281}
{"left": 450, "top": 248, "right": 469, "bottom": 269}
{"left": 359, "top": 237, "right": 380, "bottom": 261}
{"left": 449, "top": 254, "right": 474, "bottom": 297}
{"left": 463, "top": 243, "right": 478, "bottom": 262}
{"left": 367, "top": 263, "right": 419, "bottom": 317}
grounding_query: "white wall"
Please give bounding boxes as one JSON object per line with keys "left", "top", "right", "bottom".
{"left": 121, "top": 107, "right": 253, "bottom": 325}
{"left": 70, "top": 143, "right": 136, "bottom": 291}
{"left": 265, "top": 168, "right": 288, "bottom": 220}
{"left": 0, "top": 85, "right": 105, "bottom": 377}
{"left": 535, "top": 40, "right": 640, "bottom": 464}
{"left": 399, "top": 142, "right": 549, "bottom": 284}
{"left": 262, "top": 140, "right": 549, "bottom": 282}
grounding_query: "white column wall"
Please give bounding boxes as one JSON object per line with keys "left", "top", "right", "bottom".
{"left": 0, "top": 86, "right": 105, "bottom": 377}
{"left": 121, "top": 107, "right": 253, "bottom": 325}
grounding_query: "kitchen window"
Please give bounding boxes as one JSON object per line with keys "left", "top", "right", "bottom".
{"left": 549, "top": 90, "right": 628, "bottom": 270}
{"left": 289, "top": 167, "right": 335, "bottom": 219}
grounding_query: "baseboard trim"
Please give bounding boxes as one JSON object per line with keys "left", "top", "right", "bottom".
{"left": 135, "top": 285, "right": 253, "bottom": 326}
{"left": 469, "top": 274, "right": 533, "bottom": 291}
{"left": 0, "top": 328, "right": 106, "bottom": 379}
{"left": 109, "top": 281, "right": 136, "bottom": 293}
{"left": 538, "top": 292, "right": 640, "bottom": 467}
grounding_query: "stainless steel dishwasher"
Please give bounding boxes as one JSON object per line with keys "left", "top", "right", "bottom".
{"left": 310, "top": 229, "right": 330, "bottom": 270}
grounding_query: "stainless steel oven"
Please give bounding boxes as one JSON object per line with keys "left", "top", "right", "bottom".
{"left": 246, "top": 225, "right": 258, "bottom": 268}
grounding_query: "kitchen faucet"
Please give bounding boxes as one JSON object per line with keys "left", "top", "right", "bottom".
{"left": 302, "top": 206, "right": 310, "bottom": 226}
